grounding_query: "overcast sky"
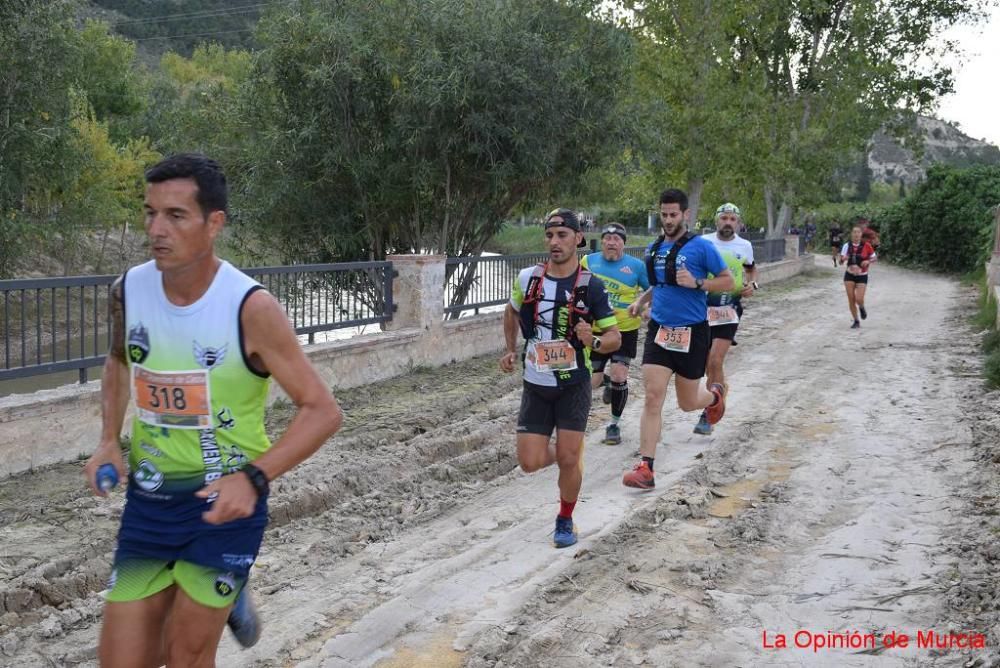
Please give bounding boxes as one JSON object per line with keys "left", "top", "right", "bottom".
{"left": 933, "top": 4, "right": 1000, "bottom": 146}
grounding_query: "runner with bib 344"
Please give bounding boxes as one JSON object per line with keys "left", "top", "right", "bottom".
{"left": 500, "top": 209, "right": 620, "bottom": 548}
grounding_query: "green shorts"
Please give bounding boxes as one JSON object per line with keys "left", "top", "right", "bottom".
{"left": 106, "top": 558, "right": 247, "bottom": 609}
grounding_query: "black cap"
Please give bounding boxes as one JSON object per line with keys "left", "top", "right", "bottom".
{"left": 600, "top": 222, "right": 627, "bottom": 242}
{"left": 543, "top": 208, "right": 587, "bottom": 248}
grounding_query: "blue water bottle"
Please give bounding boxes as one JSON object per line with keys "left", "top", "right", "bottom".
{"left": 96, "top": 463, "right": 119, "bottom": 492}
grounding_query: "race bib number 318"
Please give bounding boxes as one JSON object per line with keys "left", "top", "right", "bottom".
{"left": 132, "top": 365, "right": 212, "bottom": 429}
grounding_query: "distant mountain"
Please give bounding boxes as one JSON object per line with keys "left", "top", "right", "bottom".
{"left": 85, "top": 0, "right": 264, "bottom": 61}
{"left": 869, "top": 115, "right": 1000, "bottom": 185}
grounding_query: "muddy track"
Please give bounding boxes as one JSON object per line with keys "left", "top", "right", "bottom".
{"left": 463, "top": 264, "right": 996, "bottom": 668}
{"left": 0, "top": 356, "right": 523, "bottom": 665}
{"left": 2, "top": 260, "right": 998, "bottom": 668}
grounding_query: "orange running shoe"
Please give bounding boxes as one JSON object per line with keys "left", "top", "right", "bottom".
{"left": 704, "top": 383, "right": 726, "bottom": 425}
{"left": 622, "top": 461, "right": 655, "bottom": 489}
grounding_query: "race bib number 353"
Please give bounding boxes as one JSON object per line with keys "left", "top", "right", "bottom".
{"left": 527, "top": 339, "right": 578, "bottom": 372}
{"left": 132, "top": 365, "right": 212, "bottom": 429}
{"left": 654, "top": 325, "right": 692, "bottom": 353}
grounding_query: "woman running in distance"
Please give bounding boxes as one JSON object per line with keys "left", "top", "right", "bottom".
{"left": 840, "top": 225, "right": 877, "bottom": 329}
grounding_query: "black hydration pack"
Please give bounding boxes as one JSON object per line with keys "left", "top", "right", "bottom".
{"left": 845, "top": 242, "right": 866, "bottom": 267}
{"left": 646, "top": 231, "right": 695, "bottom": 287}
{"left": 518, "top": 263, "right": 594, "bottom": 343}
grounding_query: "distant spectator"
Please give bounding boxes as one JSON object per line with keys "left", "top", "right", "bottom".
{"left": 804, "top": 222, "right": 817, "bottom": 246}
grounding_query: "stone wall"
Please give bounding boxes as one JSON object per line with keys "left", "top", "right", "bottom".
{"left": 0, "top": 252, "right": 811, "bottom": 478}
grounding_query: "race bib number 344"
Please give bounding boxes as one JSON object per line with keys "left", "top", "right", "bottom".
{"left": 132, "top": 365, "right": 212, "bottom": 429}
{"left": 708, "top": 305, "right": 740, "bottom": 326}
{"left": 654, "top": 325, "right": 692, "bottom": 353}
{"left": 527, "top": 339, "right": 578, "bottom": 372}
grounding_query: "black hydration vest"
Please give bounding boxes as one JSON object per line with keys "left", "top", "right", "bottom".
{"left": 646, "top": 231, "right": 695, "bottom": 287}
{"left": 845, "top": 242, "right": 866, "bottom": 267}
{"left": 518, "top": 263, "right": 594, "bottom": 344}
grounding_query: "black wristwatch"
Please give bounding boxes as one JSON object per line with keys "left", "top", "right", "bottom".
{"left": 593, "top": 336, "right": 602, "bottom": 351}
{"left": 695, "top": 278, "right": 704, "bottom": 290}
{"left": 242, "top": 463, "right": 270, "bottom": 498}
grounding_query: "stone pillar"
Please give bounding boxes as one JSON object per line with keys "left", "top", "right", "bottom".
{"left": 784, "top": 235, "right": 800, "bottom": 259}
{"left": 988, "top": 205, "right": 1000, "bottom": 287}
{"left": 385, "top": 255, "right": 446, "bottom": 333}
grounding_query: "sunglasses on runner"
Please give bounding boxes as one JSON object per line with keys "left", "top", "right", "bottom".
{"left": 600, "top": 224, "right": 627, "bottom": 242}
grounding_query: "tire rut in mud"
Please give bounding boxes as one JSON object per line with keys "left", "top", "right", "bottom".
{"left": 0, "top": 353, "right": 521, "bottom": 664}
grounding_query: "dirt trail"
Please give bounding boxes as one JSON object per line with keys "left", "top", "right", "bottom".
{"left": 2, "top": 258, "right": 999, "bottom": 668}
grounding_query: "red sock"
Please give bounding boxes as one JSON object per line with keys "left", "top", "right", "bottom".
{"left": 559, "top": 498, "right": 576, "bottom": 519}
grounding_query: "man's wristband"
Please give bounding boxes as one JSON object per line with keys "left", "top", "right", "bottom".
{"left": 242, "top": 463, "right": 270, "bottom": 498}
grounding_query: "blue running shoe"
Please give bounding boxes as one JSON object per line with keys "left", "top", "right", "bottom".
{"left": 693, "top": 411, "right": 713, "bottom": 435}
{"left": 227, "top": 587, "right": 262, "bottom": 648}
{"left": 553, "top": 516, "right": 578, "bottom": 548}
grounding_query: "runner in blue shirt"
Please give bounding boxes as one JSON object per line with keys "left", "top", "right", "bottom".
{"left": 622, "top": 189, "right": 734, "bottom": 490}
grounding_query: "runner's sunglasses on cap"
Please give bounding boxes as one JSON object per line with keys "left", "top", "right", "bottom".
{"left": 714, "top": 202, "right": 741, "bottom": 219}
{"left": 600, "top": 223, "right": 627, "bottom": 242}
{"left": 543, "top": 208, "right": 588, "bottom": 248}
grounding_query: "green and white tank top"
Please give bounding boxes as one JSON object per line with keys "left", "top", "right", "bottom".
{"left": 124, "top": 260, "right": 271, "bottom": 494}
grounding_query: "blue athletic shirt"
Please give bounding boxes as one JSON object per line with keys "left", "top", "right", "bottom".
{"left": 646, "top": 234, "right": 727, "bottom": 327}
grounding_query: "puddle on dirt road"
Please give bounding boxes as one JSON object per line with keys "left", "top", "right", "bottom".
{"left": 708, "top": 448, "right": 793, "bottom": 518}
{"left": 374, "top": 631, "right": 464, "bottom": 668}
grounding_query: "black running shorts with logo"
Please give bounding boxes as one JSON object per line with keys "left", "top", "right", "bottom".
{"left": 590, "top": 328, "right": 639, "bottom": 373}
{"left": 709, "top": 303, "right": 744, "bottom": 343}
{"left": 843, "top": 272, "right": 869, "bottom": 284}
{"left": 517, "top": 379, "right": 592, "bottom": 436}
{"left": 642, "top": 320, "right": 710, "bottom": 380}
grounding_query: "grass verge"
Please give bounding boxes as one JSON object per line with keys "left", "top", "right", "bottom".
{"left": 974, "top": 274, "right": 1000, "bottom": 388}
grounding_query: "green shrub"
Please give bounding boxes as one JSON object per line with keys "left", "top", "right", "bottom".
{"left": 985, "top": 350, "right": 1000, "bottom": 389}
{"left": 879, "top": 165, "right": 1000, "bottom": 274}
{"left": 984, "top": 329, "right": 1000, "bottom": 355}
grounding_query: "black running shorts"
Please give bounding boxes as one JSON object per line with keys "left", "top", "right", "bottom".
{"left": 709, "top": 303, "right": 744, "bottom": 343}
{"left": 843, "top": 272, "right": 869, "bottom": 284}
{"left": 517, "top": 379, "right": 591, "bottom": 436}
{"left": 641, "top": 321, "right": 710, "bottom": 380}
{"left": 591, "top": 329, "right": 639, "bottom": 373}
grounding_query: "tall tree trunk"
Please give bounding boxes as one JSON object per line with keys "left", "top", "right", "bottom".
{"left": 95, "top": 224, "right": 112, "bottom": 274}
{"left": 438, "top": 160, "right": 451, "bottom": 254}
{"left": 687, "top": 177, "right": 704, "bottom": 230}
{"left": 777, "top": 200, "right": 793, "bottom": 236}
{"left": 764, "top": 186, "right": 778, "bottom": 238}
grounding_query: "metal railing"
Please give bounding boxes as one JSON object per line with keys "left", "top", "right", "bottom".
{"left": 1, "top": 275, "right": 116, "bottom": 384}
{"left": 444, "top": 247, "right": 647, "bottom": 318}
{"left": 752, "top": 238, "right": 786, "bottom": 263}
{"left": 442, "top": 239, "right": 791, "bottom": 318}
{"left": 1, "top": 262, "right": 394, "bottom": 383}
{"left": 247, "top": 262, "right": 394, "bottom": 342}
{"left": 444, "top": 252, "right": 550, "bottom": 317}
